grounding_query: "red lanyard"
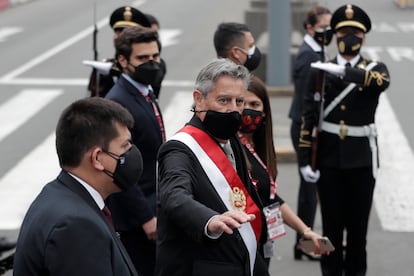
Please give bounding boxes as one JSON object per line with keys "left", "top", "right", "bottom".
{"left": 238, "top": 133, "right": 277, "bottom": 200}
{"left": 142, "top": 91, "right": 166, "bottom": 142}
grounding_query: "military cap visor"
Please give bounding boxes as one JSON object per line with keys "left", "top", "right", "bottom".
{"left": 335, "top": 21, "right": 367, "bottom": 33}
{"left": 112, "top": 21, "right": 140, "bottom": 29}
{"left": 331, "top": 4, "right": 371, "bottom": 33}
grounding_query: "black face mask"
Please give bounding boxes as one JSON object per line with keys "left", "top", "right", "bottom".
{"left": 240, "top": 109, "right": 265, "bottom": 133}
{"left": 202, "top": 110, "right": 242, "bottom": 140}
{"left": 130, "top": 60, "right": 161, "bottom": 85}
{"left": 103, "top": 144, "right": 143, "bottom": 190}
{"left": 337, "top": 33, "right": 363, "bottom": 56}
{"left": 244, "top": 46, "right": 262, "bottom": 72}
{"left": 314, "top": 28, "right": 333, "bottom": 46}
{"left": 150, "top": 59, "right": 166, "bottom": 88}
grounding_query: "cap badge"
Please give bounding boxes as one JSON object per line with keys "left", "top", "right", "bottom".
{"left": 123, "top": 7, "right": 133, "bottom": 22}
{"left": 345, "top": 4, "right": 354, "bottom": 19}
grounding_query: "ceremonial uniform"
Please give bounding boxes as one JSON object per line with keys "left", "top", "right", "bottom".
{"left": 298, "top": 4, "right": 390, "bottom": 276}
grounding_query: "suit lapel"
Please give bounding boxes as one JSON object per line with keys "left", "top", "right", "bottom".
{"left": 57, "top": 171, "right": 138, "bottom": 275}
{"left": 123, "top": 77, "right": 159, "bottom": 121}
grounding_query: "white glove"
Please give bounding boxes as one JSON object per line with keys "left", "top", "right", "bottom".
{"left": 82, "top": 60, "right": 113, "bottom": 75}
{"left": 300, "top": 165, "right": 320, "bottom": 183}
{"left": 311, "top": 61, "right": 345, "bottom": 77}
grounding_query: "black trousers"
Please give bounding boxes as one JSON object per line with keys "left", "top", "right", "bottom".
{"left": 290, "top": 121, "right": 318, "bottom": 245}
{"left": 317, "top": 167, "right": 375, "bottom": 276}
{"left": 120, "top": 228, "right": 156, "bottom": 276}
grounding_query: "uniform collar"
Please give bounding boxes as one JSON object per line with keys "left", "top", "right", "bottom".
{"left": 337, "top": 54, "right": 360, "bottom": 67}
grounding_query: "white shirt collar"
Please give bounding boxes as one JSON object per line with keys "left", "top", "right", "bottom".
{"left": 68, "top": 172, "right": 105, "bottom": 210}
{"left": 122, "top": 73, "right": 152, "bottom": 96}
{"left": 336, "top": 54, "right": 360, "bottom": 67}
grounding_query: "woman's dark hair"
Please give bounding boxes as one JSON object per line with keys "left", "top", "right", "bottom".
{"left": 303, "top": 5, "right": 331, "bottom": 29}
{"left": 248, "top": 75, "right": 278, "bottom": 180}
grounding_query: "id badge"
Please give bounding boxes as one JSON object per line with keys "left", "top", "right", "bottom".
{"left": 263, "top": 202, "right": 286, "bottom": 241}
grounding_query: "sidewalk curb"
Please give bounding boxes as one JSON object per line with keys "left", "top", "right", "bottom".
{"left": 267, "top": 85, "right": 294, "bottom": 97}
{"left": 276, "top": 148, "right": 297, "bottom": 163}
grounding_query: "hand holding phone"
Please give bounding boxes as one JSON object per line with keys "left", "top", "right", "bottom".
{"left": 299, "top": 237, "right": 335, "bottom": 254}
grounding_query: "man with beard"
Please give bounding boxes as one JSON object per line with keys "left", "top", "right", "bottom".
{"left": 105, "top": 26, "right": 165, "bottom": 276}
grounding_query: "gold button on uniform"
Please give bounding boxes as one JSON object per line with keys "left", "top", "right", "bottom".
{"left": 340, "top": 105, "right": 346, "bottom": 111}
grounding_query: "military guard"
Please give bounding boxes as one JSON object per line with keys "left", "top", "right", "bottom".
{"left": 86, "top": 6, "right": 152, "bottom": 97}
{"left": 298, "top": 4, "right": 390, "bottom": 276}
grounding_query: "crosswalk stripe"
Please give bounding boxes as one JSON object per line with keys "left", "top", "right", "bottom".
{"left": 0, "top": 90, "right": 412, "bottom": 231}
{"left": 375, "top": 93, "right": 414, "bottom": 231}
{"left": 0, "top": 133, "right": 59, "bottom": 229}
{"left": 0, "top": 89, "right": 62, "bottom": 142}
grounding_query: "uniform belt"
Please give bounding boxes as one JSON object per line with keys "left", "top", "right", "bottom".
{"left": 321, "top": 121, "right": 377, "bottom": 139}
{"left": 321, "top": 121, "right": 378, "bottom": 179}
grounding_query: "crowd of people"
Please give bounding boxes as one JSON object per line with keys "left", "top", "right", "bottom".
{"left": 7, "top": 2, "right": 390, "bottom": 276}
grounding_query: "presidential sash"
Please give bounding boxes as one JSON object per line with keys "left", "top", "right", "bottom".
{"left": 171, "top": 125, "right": 262, "bottom": 275}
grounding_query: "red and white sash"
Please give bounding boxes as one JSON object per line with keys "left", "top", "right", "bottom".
{"left": 171, "top": 125, "right": 262, "bottom": 275}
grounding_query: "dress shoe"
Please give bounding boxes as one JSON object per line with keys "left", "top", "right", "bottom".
{"left": 294, "top": 245, "right": 321, "bottom": 261}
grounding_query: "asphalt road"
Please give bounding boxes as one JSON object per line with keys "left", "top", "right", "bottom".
{"left": 1, "top": 0, "right": 413, "bottom": 275}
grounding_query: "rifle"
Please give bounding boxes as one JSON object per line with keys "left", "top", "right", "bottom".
{"left": 310, "top": 28, "right": 327, "bottom": 171}
{"left": 93, "top": 1, "right": 100, "bottom": 97}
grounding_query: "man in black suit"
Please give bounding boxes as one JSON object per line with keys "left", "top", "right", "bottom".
{"left": 13, "top": 97, "right": 143, "bottom": 275}
{"left": 213, "top": 22, "right": 262, "bottom": 72}
{"left": 289, "top": 5, "right": 332, "bottom": 261}
{"left": 156, "top": 59, "right": 268, "bottom": 276}
{"left": 105, "top": 26, "right": 164, "bottom": 276}
{"left": 299, "top": 4, "right": 390, "bottom": 276}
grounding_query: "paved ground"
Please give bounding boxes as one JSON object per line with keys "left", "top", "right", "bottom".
{"left": 267, "top": 93, "right": 414, "bottom": 276}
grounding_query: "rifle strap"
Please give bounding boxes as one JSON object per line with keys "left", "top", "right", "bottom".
{"left": 323, "top": 61, "right": 378, "bottom": 119}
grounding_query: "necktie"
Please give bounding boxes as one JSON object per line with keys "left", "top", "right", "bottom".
{"left": 102, "top": 206, "right": 114, "bottom": 230}
{"left": 143, "top": 90, "right": 166, "bottom": 142}
{"left": 345, "top": 62, "right": 351, "bottom": 68}
{"left": 223, "top": 143, "right": 236, "bottom": 170}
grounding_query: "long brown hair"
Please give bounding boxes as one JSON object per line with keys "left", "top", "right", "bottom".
{"left": 247, "top": 75, "right": 278, "bottom": 180}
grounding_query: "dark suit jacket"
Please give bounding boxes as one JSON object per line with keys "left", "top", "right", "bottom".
{"left": 156, "top": 116, "right": 267, "bottom": 276}
{"left": 105, "top": 75, "right": 163, "bottom": 231}
{"left": 289, "top": 41, "right": 322, "bottom": 123}
{"left": 299, "top": 56, "right": 390, "bottom": 168}
{"left": 13, "top": 170, "right": 137, "bottom": 276}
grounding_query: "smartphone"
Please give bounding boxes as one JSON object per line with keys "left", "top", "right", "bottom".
{"left": 299, "top": 237, "right": 335, "bottom": 253}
